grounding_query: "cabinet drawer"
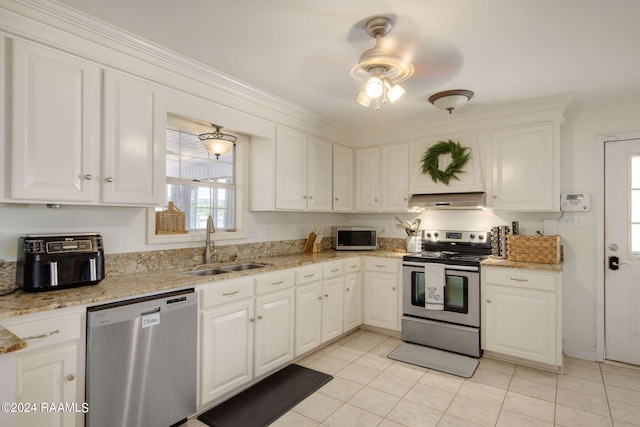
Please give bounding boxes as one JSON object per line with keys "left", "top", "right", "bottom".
{"left": 343, "top": 258, "right": 361, "bottom": 273}
{"left": 200, "top": 278, "right": 254, "bottom": 309}
{"left": 6, "top": 312, "right": 81, "bottom": 352}
{"left": 323, "top": 261, "right": 343, "bottom": 279}
{"left": 256, "top": 270, "right": 294, "bottom": 295}
{"left": 295, "top": 265, "right": 322, "bottom": 285}
{"left": 484, "top": 267, "right": 557, "bottom": 291}
{"left": 364, "top": 258, "right": 399, "bottom": 274}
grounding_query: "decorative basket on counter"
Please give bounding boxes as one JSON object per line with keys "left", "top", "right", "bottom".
{"left": 155, "top": 202, "right": 187, "bottom": 234}
{"left": 507, "top": 235, "right": 562, "bottom": 264}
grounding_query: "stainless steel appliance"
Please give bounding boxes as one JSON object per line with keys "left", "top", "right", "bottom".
{"left": 16, "top": 233, "right": 104, "bottom": 292}
{"left": 86, "top": 288, "right": 197, "bottom": 427}
{"left": 402, "top": 230, "right": 491, "bottom": 357}
{"left": 331, "top": 226, "right": 377, "bottom": 250}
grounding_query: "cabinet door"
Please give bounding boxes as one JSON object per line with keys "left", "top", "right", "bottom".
{"left": 275, "top": 127, "right": 307, "bottom": 210}
{"left": 343, "top": 272, "right": 362, "bottom": 332}
{"left": 102, "top": 70, "right": 165, "bottom": 205}
{"left": 490, "top": 123, "right": 558, "bottom": 211}
{"left": 11, "top": 39, "right": 99, "bottom": 202}
{"left": 321, "top": 277, "right": 344, "bottom": 343}
{"left": 363, "top": 272, "right": 398, "bottom": 330}
{"left": 294, "top": 283, "right": 322, "bottom": 357}
{"left": 355, "top": 147, "right": 380, "bottom": 211}
{"left": 381, "top": 143, "right": 409, "bottom": 211}
{"left": 16, "top": 343, "right": 79, "bottom": 427}
{"left": 307, "top": 137, "right": 332, "bottom": 211}
{"left": 199, "top": 300, "right": 254, "bottom": 405}
{"left": 254, "top": 289, "right": 294, "bottom": 377}
{"left": 483, "top": 283, "right": 557, "bottom": 365}
{"left": 333, "top": 144, "right": 354, "bottom": 211}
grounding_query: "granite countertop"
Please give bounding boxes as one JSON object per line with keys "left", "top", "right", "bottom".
{"left": 481, "top": 257, "right": 564, "bottom": 272}
{"left": 0, "top": 250, "right": 404, "bottom": 354}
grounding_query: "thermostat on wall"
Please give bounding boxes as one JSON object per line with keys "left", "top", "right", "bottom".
{"left": 561, "top": 193, "right": 590, "bottom": 211}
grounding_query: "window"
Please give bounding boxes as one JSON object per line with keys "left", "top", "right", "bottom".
{"left": 161, "top": 128, "right": 236, "bottom": 231}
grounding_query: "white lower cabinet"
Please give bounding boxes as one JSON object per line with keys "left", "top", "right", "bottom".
{"left": 343, "top": 258, "right": 362, "bottom": 332}
{"left": 1, "top": 310, "right": 83, "bottom": 427}
{"left": 294, "top": 283, "right": 323, "bottom": 356}
{"left": 481, "top": 266, "right": 562, "bottom": 369}
{"left": 363, "top": 258, "right": 400, "bottom": 331}
{"left": 253, "top": 288, "right": 295, "bottom": 377}
{"left": 321, "top": 277, "right": 344, "bottom": 343}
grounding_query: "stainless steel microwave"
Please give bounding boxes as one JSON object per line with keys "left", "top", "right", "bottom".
{"left": 331, "top": 226, "right": 377, "bottom": 251}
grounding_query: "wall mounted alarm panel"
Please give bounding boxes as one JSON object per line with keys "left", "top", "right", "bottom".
{"left": 561, "top": 193, "right": 590, "bottom": 211}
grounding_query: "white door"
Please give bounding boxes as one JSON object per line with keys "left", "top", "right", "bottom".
{"left": 254, "top": 290, "right": 294, "bottom": 377}
{"left": 605, "top": 138, "right": 640, "bottom": 365}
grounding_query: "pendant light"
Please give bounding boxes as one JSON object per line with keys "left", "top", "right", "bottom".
{"left": 198, "top": 124, "right": 237, "bottom": 159}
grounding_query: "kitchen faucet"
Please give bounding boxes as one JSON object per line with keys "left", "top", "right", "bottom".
{"left": 204, "top": 215, "right": 217, "bottom": 264}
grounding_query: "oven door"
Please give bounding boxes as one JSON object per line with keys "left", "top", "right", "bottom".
{"left": 402, "top": 261, "right": 480, "bottom": 327}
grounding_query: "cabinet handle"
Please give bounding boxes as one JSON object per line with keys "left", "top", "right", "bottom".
{"left": 486, "top": 299, "right": 492, "bottom": 303}
{"left": 309, "top": 195, "right": 314, "bottom": 199}
{"left": 257, "top": 315, "right": 263, "bottom": 320}
{"left": 330, "top": 268, "right": 339, "bottom": 273}
{"left": 318, "top": 296, "right": 323, "bottom": 300}
{"left": 84, "top": 174, "right": 93, "bottom": 181}
{"left": 303, "top": 195, "right": 308, "bottom": 199}
{"left": 222, "top": 290, "right": 239, "bottom": 297}
{"left": 346, "top": 288, "right": 350, "bottom": 292}
{"left": 392, "top": 287, "right": 396, "bottom": 291}
{"left": 374, "top": 198, "right": 379, "bottom": 202}
{"left": 335, "top": 197, "right": 339, "bottom": 201}
{"left": 67, "top": 374, "right": 76, "bottom": 382}
{"left": 324, "top": 293, "right": 329, "bottom": 298}
{"left": 509, "top": 277, "right": 529, "bottom": 282}
{"left": 249, "top": 318, "right": 255, "bottom": 322}
{"left": 493, "top": 195, "right": 498, "bottom": 199}
{"left": 375, "top": 264, "right": 387, "bottom": 269}
{"left": 271, "top": 280, "right": 284, "bottom": 286}
{"left": 304, "top": 274, "right": 315, "bottom": 279}
{"left": 105, "top": 177, "right": 114, "bottom": 183}
{"left": 22, "top": 329, "right": 60, "bottom": 341}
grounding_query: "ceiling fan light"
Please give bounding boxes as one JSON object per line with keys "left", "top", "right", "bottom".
{"left": 385, "top": 81, "right": 405, "bottom": 103}
{"left": 355, "top": 90, "right": 372, "bottom": 107}
{"left": 428, "top": 89, "right": 474, "bottom": 114}
{"left": 365, "top": 76, "right": 384, "bottom": 98}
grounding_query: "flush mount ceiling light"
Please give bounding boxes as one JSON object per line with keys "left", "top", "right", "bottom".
{"left": 428, "top": 89, "right": 474, "bottom": 114}
{"left": 354, "top": 16, "right": 414, "bottom": 111}
{"left": 198, "top": 124, "right": 237, "bottom": 159}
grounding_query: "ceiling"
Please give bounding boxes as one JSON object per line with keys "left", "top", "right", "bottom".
{"left": 56, "top": 0, "right": 640, "bottom": 133}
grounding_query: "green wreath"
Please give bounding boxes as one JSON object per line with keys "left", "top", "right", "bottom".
{"left": 420, "top": 140, "right": 471, "bottom": 185}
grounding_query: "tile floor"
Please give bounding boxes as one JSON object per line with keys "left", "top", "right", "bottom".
{"left": 187, "top": 329, "right": 640, "bottom": 426}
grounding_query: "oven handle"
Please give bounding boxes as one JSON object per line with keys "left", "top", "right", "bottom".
{"left": 402, "top": 261, "right": 479, "bottom": 272}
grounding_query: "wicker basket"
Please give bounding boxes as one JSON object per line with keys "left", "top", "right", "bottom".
{"left": 507, "top": 235, "right": 562, "bottom": 264}
{"left": 155, "top": 202, "right": 187, "bottom": 234}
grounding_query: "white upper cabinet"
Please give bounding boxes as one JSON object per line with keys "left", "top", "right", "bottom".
{"left": 355, "top": 146, "right": 381, "bottom": 211}
{"left": 409, "top": 134, "right": 483, "bottom": 195}
{"left": 8, "top": 39, "right": 165, "bottom": 206}
{"left": 274, "top": 127, "right": 332, "bottom": 211}
{"left": 332, "top": 144, "right": 354, "bottom": 211}
{"left": 381, "top": 143, "right": 410, "bottom": 211}
{"left": 102, "top": 70, "right": 165, "bottom": 205}
{"left": 10, "top": 38, "right": 100, "bottom": 202}
{"left": 487, "top": 122, "right": 559, "bottom": 211}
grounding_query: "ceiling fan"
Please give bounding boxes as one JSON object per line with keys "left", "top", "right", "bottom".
{"left": 353, "top": 16, "right": 414, "bottom": 111}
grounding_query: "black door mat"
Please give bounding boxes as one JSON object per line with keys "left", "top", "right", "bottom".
{"left": 198, "top": 364, "right": 332, "bottom": 427}
{"left": 388, "top": 342, "right": 479, "bottom": 378}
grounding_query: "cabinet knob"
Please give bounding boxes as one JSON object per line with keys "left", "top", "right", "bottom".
{"left": 249, "top": 318, "right": 255, "bottom": 322}
{"left": 486, "top": 299, "right": 492, "bottom": 303}
{"left": 346, "top": 288, "right": 350, "bottom": 292}
{"left": 105, "top": 177, "right": 114, "bottom": 183}
{"left": 318, "top": 296, "right": 323, "bottom": 300}
{"left": 257, "top": 315, "right": 263, "bottom": 320}
{"left": 493, "top": 195, "right": 497, "bottom": 199}
{"left": 309, "top": 195, "right": 314, "bottom": 199}
{"left": 392, "top": 287, "right": 396, "bottom": 291}
{"left": 84, "top": 174, "right": 93, "bottom": 181}
{"left": 324, "top": 293, "right": 329, "bottom": 298}
{"left": 303, "top": 195, "right": 308, "bottom": 199}
{"left": 335, "top": 197, "right": 339, "bottom": 201}
{"left": 374, "top": 198, "right": 379, "bottom": 202}
{"left": 67, "top": 374, "right": 76, "bottom": 382}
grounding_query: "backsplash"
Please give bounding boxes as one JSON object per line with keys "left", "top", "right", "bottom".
{"left": 0, "top": 237, "right": 406, "bottom": 291}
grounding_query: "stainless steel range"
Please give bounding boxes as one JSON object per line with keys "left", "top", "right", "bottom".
{"left": 401, "top": 229, "right": 491, "bottom": 357}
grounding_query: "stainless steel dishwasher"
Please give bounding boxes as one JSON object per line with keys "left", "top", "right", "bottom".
{"left": 86, "top": 288, "right": 197, "bottom": 427}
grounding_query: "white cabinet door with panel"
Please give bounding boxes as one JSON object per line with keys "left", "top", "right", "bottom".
{"left": 10, "top": 38, "right": 100, "bottom": 203}
{"left": 343, "top": 258, "right": 362, "bottom": 332}
{"left": 332, "top": 144, "right": 354, "bottom": 211}
{"left": 488, "top": 122, "right": 559, "bottom": 211}
{"left": 381, "top": 143, "right": 410, "bottom": 211}
{"left": 102, "top": 70, "right": 165, "bottom": 205}
{"left": 363, "top": 258, "right": 400, "bottom": 331}
{"left": 294, "top": 282, "right": 323, "bottom": 357}
{"left": 481, "top": 266, "right": 562, "bottom": 369}
{"left": 355, "top": 147, "right": 381, "bottom": 211}
{"left": 253, "top": 288, "right": 295, "bottom": 377}
{"left": 306, "top": 136, "right": 333, "bottom": 211}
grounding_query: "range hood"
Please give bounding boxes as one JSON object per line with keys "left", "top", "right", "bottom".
{"left": 408, "top": 192, "right": 487, "bottom": 210}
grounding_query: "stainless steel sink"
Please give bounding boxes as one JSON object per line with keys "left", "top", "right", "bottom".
{"left": 185, "top": 263, "right": 267, "bottom": 276}
{"left": 220, "top": 263, "right": 267, "bottom": 271}
{"left": 185, "top": 268, "right": 229, "bottom": 276}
